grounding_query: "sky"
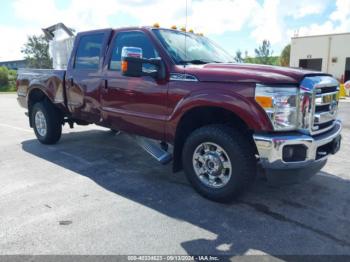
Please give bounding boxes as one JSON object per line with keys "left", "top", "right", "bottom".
{"left": 0, "top": 0, "right": 350, "bottom": 61}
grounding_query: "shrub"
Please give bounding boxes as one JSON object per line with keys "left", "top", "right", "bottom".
{"left": 0, "top": 66, "right": 9, "bottom": 86}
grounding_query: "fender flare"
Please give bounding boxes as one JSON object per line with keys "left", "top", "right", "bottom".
{"left": 167, "top": 89, "right": 273, "bottom": 140}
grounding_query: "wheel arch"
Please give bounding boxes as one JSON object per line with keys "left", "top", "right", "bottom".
{"left": 27, "top": 87, "right": 58, "bottom": 127}
{"left": 172, "top": 105, "right": 258, "bottom": 173}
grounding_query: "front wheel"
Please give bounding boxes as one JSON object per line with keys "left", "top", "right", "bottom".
{"left": 182, "top": 125, "right": 257, "bottom": 202}
{"left": 31, "top": 100, "right": 62, "bottom": 144}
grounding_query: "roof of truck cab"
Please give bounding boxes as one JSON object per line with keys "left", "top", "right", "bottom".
{"left": 77, "top": 27, "right": 146, "bottom": 35}
{"left": 77, "top": 26, "right": 181, "bottom": 35}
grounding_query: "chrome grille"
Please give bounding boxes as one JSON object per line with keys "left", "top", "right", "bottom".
{"left": 299, "top": 76, "right": 339, "bottom": 135}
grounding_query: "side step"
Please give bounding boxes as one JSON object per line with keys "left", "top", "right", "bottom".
{"left": 132, "top": 135, "right": 172, "bottom": 165}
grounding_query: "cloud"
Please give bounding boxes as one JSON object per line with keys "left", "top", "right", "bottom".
{"left": 12, "top": 0, "right": 121, "bottom": 30}
{"left": 2, "top": 0, "right": 349, "bottom": 60}
{"left": 250, "top": 0, "right": 283, "bottom": 44}
{"left": 189, "top": 0, "right": 261, "bottom": 35}
{"left": 291, "top": 0, "right": 350, "bottom": 37}
{"left": 286, "top": 0, "right": 329, "bottom": 19}
{"left": 0, "top": 26, "right": 42, "bottom": 61}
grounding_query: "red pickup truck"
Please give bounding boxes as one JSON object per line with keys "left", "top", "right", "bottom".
{"left": 17, "top": 26, "right": 342, "bottom": 202}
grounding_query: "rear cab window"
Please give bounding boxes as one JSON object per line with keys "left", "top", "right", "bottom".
{"left": 74, "top": 33, "right": 104, "bottom": 70}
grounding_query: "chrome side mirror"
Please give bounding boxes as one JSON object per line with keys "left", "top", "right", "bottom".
{"left": 121, "top": 46, "right": 143, "bottom": 59}
{"left": 121, "top": 46, "right": 165, "bottom": 79}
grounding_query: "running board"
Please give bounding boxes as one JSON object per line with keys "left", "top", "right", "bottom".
{"left": 131, "top": 135, "right": 172, "bottom": 165}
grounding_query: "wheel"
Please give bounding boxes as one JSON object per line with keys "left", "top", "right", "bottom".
{"left": 182, "top": 125, "right": 257, "bottom": 202}
{"left": 31, "top": 100, "right": 62, "bottom": 144}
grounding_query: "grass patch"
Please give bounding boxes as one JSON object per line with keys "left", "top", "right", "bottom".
{"left": 0, "top": 84, "right": 16, "bottom": 92}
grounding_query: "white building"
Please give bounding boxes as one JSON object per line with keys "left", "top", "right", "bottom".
{"left": 290, "top": 32, "right": 350, "bottom": 82}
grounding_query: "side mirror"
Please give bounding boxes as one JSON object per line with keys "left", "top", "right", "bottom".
{"left": 121, "top": 46, "right": 165, "bottom": 79}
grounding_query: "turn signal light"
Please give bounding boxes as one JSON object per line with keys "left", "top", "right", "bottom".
{"left": 255, "top": 96, "right": 273, "bottom": 108}
{"left": 121, "top": 61, "right": 128, "bottom": 73}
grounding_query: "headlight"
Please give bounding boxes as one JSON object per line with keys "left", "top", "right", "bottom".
{"left": 255, "top": 85, "right": 298, "bottom": 131}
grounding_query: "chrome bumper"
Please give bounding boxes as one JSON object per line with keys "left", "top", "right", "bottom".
{"left": 253, "top": 120, "right": 342, "bottom": 184}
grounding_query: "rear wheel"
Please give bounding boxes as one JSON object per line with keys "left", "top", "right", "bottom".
{"left": 31, "top": 100, "right": 62, "bottom": 144}
{"left": 182, "top": 125, "right": 257, "bottom": 202}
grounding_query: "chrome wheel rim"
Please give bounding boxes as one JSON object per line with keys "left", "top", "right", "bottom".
{"left": 192, "top": 142, "right": 232, "bottom": 189}
{"left": 34, "top": 110, "right": 47, "bottom": 137}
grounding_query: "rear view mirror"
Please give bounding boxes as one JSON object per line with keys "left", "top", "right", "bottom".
{"left": 121, "top": 46, "right": 165, "bottom": 79}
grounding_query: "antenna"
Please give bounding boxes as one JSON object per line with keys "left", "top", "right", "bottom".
{"left": 184, "top": 0, "right": 188, "bottom": 68}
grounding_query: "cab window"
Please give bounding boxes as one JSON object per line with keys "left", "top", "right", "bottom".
{"left": 109, "top": 31, "right": 158, "bottom": 71}
{"left": 74, "top": 33, "right": 104, "bottom": 70}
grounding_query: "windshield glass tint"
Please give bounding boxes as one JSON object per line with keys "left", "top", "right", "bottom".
{"left": 153, "top": 29, "right": 233, "bottom": 64}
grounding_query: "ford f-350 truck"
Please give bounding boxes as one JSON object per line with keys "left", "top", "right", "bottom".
{"left": 17, "top": 26, "right": 342, "bottom": 202}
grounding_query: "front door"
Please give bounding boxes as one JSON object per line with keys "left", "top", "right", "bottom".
{"left": 101, "top": 30, "right": 168, "bottom": 140}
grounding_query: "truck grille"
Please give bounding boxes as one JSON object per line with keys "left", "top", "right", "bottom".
{"left": 299, "top": 76, "right": 339, "bottom": 135}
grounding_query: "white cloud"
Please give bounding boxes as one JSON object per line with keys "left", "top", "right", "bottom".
{"left": 12, "top": 0, "right": 121, "bottom": 30}
{"left": 1, "top": 0, "right": 349, "bottom": 60}
{"left": 250, "top": 0, "right": 283, "bottom": 44}
{"left": 291, "top": 0, "right": 350, "bottom": 38}
{"left": 189, "top": 0, "right": 260, "bottom": 35}
{"left": 285, "top": 0, "right": 329, "bottom": 19}
{"left": 0, "top": 26, "right": 41, "bottom": 61}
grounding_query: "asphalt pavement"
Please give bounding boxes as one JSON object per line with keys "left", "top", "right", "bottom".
{"left": 0, "top": 93, "right": 349, "bottom": 256}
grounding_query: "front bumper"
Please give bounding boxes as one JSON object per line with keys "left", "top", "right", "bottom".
{"left": 253, "top": 120, "right": 342, "bottom": 185}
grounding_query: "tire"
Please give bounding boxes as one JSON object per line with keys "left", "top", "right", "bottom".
{"left": 31, "top": 100, "right": 62, "bottom": 144}
{"left": 182, "top": 125, "right": 257, "bottom": 202}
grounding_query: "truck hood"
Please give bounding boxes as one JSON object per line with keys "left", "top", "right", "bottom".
{"left": 180, "top": 63, "right": 329, "bottom": 84}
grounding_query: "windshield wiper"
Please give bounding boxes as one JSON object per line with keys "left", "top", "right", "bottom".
{"left": 178, "top": 59, "right": 211, "bottom": 65}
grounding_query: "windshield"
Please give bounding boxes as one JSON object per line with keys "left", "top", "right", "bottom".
{"left": 153, "top": 29, "right": 233, "bottom": 65}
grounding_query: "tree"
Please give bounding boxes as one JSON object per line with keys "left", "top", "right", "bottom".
{"left": 234, "top": 50, "right": 244, "bottom": 63}
{"left": 0, "top": 66, "right": 9, "bottom": 86}
{"left": 280, "top": 44, "right": 291, "bottom": 67}
{"left": 254, "top": 40, "right": 274, "bottom": 65}
{"left": 21, "top": 35, "right": 52, "bottom": 69}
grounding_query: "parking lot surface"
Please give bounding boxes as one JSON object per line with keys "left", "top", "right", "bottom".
{"left": 0, "top": 93, "right": 350, "bottom": 256}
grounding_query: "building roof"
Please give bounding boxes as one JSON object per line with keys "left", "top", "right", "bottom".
{"left": 292, "top": 32, "right": 350, "bottom": 39}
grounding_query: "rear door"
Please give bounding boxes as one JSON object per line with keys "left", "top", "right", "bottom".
{"left": 66, "top": 29, "right": 112, "bottom": 123}
{"left": 101, "top": 30, "right": 169, "bottom": 140}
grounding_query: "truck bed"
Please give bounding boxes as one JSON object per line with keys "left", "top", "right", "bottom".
{"left": 17, "top": 69, "right": 66, "bottom": 110}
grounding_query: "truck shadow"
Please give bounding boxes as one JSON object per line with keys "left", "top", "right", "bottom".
{"left": 21, "top": 129, "right": 350, "bottom": 256}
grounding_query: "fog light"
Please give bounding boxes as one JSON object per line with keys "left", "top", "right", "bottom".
{"left": 282, "top": 145, "right": 307, "bottom": 162}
